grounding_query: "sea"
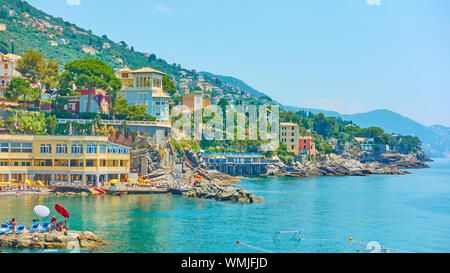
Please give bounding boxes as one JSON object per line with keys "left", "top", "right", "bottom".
{"left": 1, "top": 158, "right": 449, "bottom": 253}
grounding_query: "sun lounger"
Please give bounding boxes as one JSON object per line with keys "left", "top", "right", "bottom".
{"left": 0, "top": 228, "right": 9, "bottom": 235}
{"left": 0, "top": 226, "right": 12, "bottom": 235}
{"left": 28, "top": 223, "right": 40, "bottom": 233}
{"left": 38, "top": 222, "right": 50, "bottom": 232}
{"left": 15, "top": 225, "right": 25, "bottom": 235}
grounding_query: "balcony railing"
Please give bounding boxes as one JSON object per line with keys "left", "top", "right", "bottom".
{"left": 58, "top": 119, "right": 171, "bottom": 128}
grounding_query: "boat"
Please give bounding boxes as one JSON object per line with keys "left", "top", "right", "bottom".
{"left": 94, "top": 187, "right": 106, "bottom": 194}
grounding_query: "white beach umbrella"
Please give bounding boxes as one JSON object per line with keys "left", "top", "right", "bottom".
{"left": 33, "top": 205, "right": 50, "bottom": 217}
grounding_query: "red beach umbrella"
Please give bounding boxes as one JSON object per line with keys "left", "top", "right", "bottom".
{"left": 54, "top": 204, "right": 70, "bottom": 219}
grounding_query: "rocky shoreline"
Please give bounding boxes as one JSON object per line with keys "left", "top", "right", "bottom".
{"left": 0, "top": 230, "right": 102, "bottom": 250}
{"left": 264, "top": 152, "right": 430, "bottom": 178}
{"left": 174, "top": 183, "right": 264, "bottom": 203}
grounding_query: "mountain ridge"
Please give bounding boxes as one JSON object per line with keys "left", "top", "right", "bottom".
{"left": 1, "top": 0, "right": 448, "bottom": 158}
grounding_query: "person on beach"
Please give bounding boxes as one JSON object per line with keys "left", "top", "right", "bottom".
{"left": 32, "top": 235, "right": 39, "bottom": 247}
{"left": 63, "top": 222, "right": 69, "bottom": 232}
{"left": 11, "top": 218, "right": 16, "bottom": 235}
{"left": 50, "top": 216, "right": 57, "bottom": 230}
{"left": 56, "top": 222, "right": 63, "bottom": 232}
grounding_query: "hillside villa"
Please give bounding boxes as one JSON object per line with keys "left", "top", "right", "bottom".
{"left": 116, "top": 66, "right": 170, "bottom": 122}
{"left": 182, "top": 91, "right": 211, "bottom": 112}
{"left": 0, "top": 53, "right": 22, "bottom": 98}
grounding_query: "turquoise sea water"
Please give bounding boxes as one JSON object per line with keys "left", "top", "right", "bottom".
{"left": 1, "top": 158, "right": 450, "bottom": 253}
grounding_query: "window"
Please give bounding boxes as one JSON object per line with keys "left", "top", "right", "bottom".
{"left": 56, "top": 144, "right": 67, "bottom": 154}
{"left": 0, "top": 143, "right": 8, "bottom": 153}
{"left": 71, "top": 144, "right": 83, "bottom": 154}
{"left": 86, "top": 160, "right": 94, "bottom": 167}
{"left": 11, "top": 143, "right": 32, "bottom": 153}
{"left": 22, "top": 143, "right": 32, "bottom": 153}
{"left": 86, "top": 144, "right": 97, "bottom": 154}
{"left": 40, "top": 144, "right": 52, "bottom": 154}
{"left": 99, "top": 145, "right": 106, "bottom": 153}
{"left": 108, "top": 144, "right": 119, "bottom": 154}
{"left": 4, "top": 64, "right": 8, "bottom": 69}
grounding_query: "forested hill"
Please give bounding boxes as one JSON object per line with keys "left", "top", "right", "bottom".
{"left": 199, "top": 72, "right": 268, "bottom": 98}
{"left": 286, "top": 107, "right": 450, "bottom": 158}
{"left": 0, "top": 0, "right": 188, "bottom": 76}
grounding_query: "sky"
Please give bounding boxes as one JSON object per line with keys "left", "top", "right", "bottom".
{"left": 27, "top": 0, "right": 450, "bottom": 127}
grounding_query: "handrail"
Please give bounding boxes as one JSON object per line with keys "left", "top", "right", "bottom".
{"left": 57, "top": 119, "right": 171, "bottom": 127}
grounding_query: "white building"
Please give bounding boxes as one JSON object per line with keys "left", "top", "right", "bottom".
{"left": 0, "top": 53, "right": 22, "bottom": 97}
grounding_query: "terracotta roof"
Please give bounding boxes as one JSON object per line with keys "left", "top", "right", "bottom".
{"left": 1, "top": 53, "right": 21, "bottom": 61}
{"left": 280, "top": 122, "right": 299, "bottom": 127}
{"left": 117, "top": 66, "right": 132, "bottom": 72}
{"left": 131, "top": 67, "right": 166, "bottom": 75}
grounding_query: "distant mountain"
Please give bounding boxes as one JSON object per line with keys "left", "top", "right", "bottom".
{"left": 2, "top": 0, "right": 448, "bottom": 158}
{"left": 286, "top": 107, "right": 450, "bottom": 158}
{"left": 200, "top": 72, "right": 267, "bottom": 98}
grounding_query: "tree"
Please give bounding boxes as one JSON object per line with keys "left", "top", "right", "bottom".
{"left": 57, "top": 71, "right": 74, "bottom": 96}
{"left": 0, "top": 9, "right": 8, "bottom": 19}
{"left": 16, "top": 50, "right": 47, "bottom": 85}
{"left": 64, "top": 59, "right": 122, "bottom": 113}
{"left": 16, "top": 50, "right": 60, "bottom": 93}
{"left": 148, "top": 54, "right": 157, "bottom": 63}
{"left": 162, "top": 75, "right": 176, "bottom": 94}
{"left": 361, "top": 127, "right": 391, "bottom": 144}
{"left": 112, "top": 97, "right": 128, "bottom": 115}
{"left": 41, "top": 59, "right": 60, "bottom": 91}
{"left": 5, "top": 78, "right": 39, "bottom": 108}
{"left": 0, "top": 41, "right": 9, "bottom": 54}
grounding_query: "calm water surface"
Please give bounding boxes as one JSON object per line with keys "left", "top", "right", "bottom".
{"left": 1, "top": 159, "right": 450, "bottom": 253}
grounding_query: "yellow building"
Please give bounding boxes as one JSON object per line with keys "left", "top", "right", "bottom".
{"left": 182, "top": 91, "right": 211, "bottom": 112}
{"left": 115, "top": 66, "right": 134, "bottom": 88}
{"left": 280, "top": 122, "right": 300, "bottom": 155}
{"left": 0, "top": 135, "right": 131, "bottom": 186}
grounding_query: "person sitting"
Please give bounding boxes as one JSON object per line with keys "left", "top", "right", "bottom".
{"left": 56, "top": 222, "right": 63, "bottom": 232}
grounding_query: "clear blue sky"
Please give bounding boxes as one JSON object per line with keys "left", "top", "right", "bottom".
{"left": 28, "top": 0, "right": 450, "bottom": 127}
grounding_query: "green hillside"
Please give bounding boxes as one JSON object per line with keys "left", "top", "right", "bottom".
{"left": 0, "top": 0, "right": 186, "bottom": 75}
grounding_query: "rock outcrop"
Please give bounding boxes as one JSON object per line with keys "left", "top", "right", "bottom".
{"left": 178, "top": 183, "right": 264, "bottom": 204}
{"left": 0, "top": 230, "right": 103, "bottom": 250}
{"left": 264, "top": 157, "right": 410, "bottom": 177}
{"left": 358, "top": 152, "right": 430, "bottom": 169}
